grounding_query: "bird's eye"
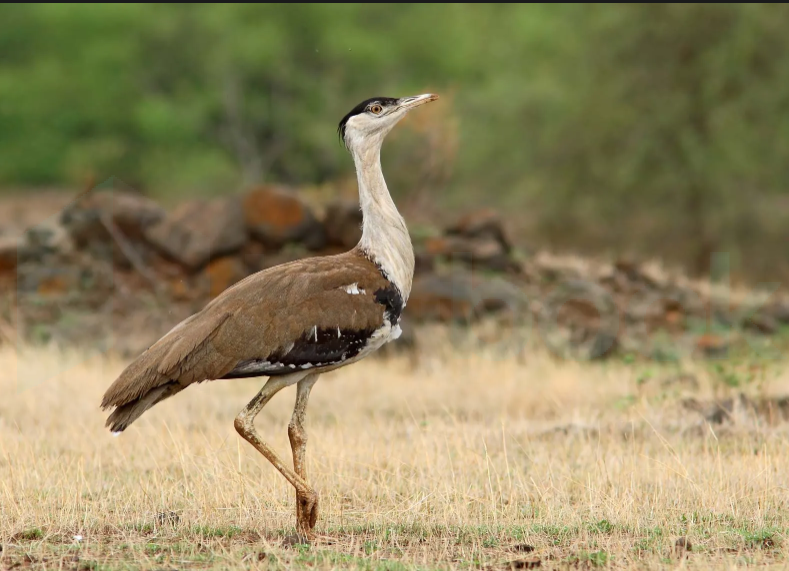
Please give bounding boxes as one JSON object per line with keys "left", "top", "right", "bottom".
{"left": 368, "top": 104, "right": 383, "bottom": 115}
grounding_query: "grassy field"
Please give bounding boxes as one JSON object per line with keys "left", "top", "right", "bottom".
{"left": 1, "top": 334, "right": 787, "bottom": 570}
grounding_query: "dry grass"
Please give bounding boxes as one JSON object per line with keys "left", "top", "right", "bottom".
{"left": 1, "top": 338, "right": 788, "bottom": 570}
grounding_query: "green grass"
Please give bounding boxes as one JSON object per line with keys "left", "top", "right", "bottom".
{"left": 3, "top": 520, "right": 787, "bottom": 570}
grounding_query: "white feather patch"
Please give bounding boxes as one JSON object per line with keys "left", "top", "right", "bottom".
{"left": 343, "top": 283, "right": 365, "bottom": 295}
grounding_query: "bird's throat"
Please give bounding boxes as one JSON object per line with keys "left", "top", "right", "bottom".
{"left": 354, "top": 145, "right": 415, "bottom": 302}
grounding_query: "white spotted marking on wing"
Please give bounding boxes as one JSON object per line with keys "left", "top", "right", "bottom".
{"left": 312, "top": 325, "right": 318, "bottom": 342}
{"left": 343, "top": 283, "right": 365, "bottom": 295}
{"left": 336, "top": 325, "right": 341, "bottom": 338}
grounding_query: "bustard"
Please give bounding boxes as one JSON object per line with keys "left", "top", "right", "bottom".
{"left": 101, "top": 93, "right": 439, "bottom": 539}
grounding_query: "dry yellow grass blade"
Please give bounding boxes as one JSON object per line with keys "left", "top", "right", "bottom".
{"left": 0, "top": 342, "right": 787, "bottom": 570}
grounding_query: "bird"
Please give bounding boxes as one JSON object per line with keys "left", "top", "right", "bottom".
{"left": 100, "top": 93, "right": 439, "bottom": 540}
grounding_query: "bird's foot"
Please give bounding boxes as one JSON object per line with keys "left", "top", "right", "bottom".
{"left": 291, "top": 490, "right": 319, "bottom": 543}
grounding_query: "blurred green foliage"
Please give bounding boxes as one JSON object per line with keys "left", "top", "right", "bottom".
{"left": 1, "top": 4, "right": 788, "bottom": 279}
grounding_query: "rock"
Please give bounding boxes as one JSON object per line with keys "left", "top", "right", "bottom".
{"left": 204, "top": 256, "right": 248, "bottom": 298}
{"left": 169, "top": 277, "right": 193, "bottom": 301}
{"left": 414, "top": 251, "right": 435, "bottom": 275}
{"left": 445, "top": 208, "right": 512, "bottom": 253}
{"left": 243, "top": 186, "right": 324, "bottom": 249}
{"left": 743, "top": 311, "right": 779, "bottom": 335}
{"left": 144, "top": 197, "right": 246, "bottom": 271}
{"left": 0, "top": 236, "right": 21, "bottom": 273}
{"left": 424, "top": 235, "right": 520, "bottom": 273}
{"left": 663, "top": 284, "right": 705, "bottom": 317}
{"left": 541, "top": 280, "right": 618, "bottom": 331}
{"left": 323, "top": 199, "right": 362, "bottom": 249}
{"left": 407, "top": 272, "right": 526, "bottom": 323}
{"left": 240, "top": 240, "right": 267, "bottom": 273}
{"left": 624, "top": 293, "right": 664, "bottom": 325}
{"left": 613, "top": 259, "right": 641, "bottom": 282}
{"left": 770, "top": 302, "right": 789, "bottom": 324}
{"left": 27, "top": 217, "right": 72, "bottom": 251}
{"left": 665, "top": 309, "right": 684, "bottom": 326}
{"left": 537, "top": 263, "right": 576, "bottom": 284}
{"left": 62, "top": 189, "right": 165, "bottom": 245}
{"left": 5, "top": 218, "right": 76, "bottom": 268}
{"left": 16, "top": 264, "right": 83, "bottom": 296}
{"left": 148, "top": 254, "right": 186, "bottom": 279}
{"left": 261, "top": 245, "right": 312, "bottom": 272}
{"left": 694, "top": 333, "right": 728, "bottom": 358}
{"left": 612, "top": 258, "right": 659, "bottom": 289}
{"left": 589, "top": 331, "right": 618, "bottom": 360}
{"left": 407, "top": 275, "right": 475, "bottom": 322}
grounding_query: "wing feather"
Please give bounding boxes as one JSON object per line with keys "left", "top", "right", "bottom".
{"left": 101, "top": 249, "right": 402, "bottom": 431}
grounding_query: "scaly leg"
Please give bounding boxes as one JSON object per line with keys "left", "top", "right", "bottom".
{"left": 233, "top": 373, "right": 319, "bottom": 538}
{"left": 288, "top": 374, "right": 320, "bottom": 536}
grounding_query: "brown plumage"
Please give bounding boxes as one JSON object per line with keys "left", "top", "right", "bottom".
{"left": 101, "top": 93, "right": 439, "bottom": 541}
{"left": 101, "top": 249, "right": 395, "bottom": 430}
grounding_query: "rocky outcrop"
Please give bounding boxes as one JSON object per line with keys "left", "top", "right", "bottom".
{"left": 144, "top": 197, "right": 246, "bottom": 271}
{"left": 3, "top": 185, "right": 787, "bottom": 362}
{"left": 422, "top": 209, "right": 522, "bottom": 273}
{"left": 408, "top": 272, "right": 526, "bottom": 323}
{"left": 243, "top": 186, "right": 325, "bottom": 250}
{"left": 323, "top": 199, "right": 362, "bottom": 250}
{"left": 62, "top": 190, "right": 165, "bottom": 245}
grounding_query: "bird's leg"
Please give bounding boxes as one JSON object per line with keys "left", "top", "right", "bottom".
{"left": 234, "top": 374, "right": 319, "bottom": 537}
{"left": 288, "top": 374, "right": 319, "bottom": 537}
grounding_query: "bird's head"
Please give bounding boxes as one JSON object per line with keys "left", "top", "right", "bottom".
{"left": 338, "top": 94, "right": 439, "bottom": 152}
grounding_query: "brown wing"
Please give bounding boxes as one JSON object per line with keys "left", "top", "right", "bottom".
{"left": 101, "top": 249, "right": 400, "bottom": 432}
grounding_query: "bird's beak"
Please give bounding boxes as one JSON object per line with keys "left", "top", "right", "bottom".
{"left": 397, "top": 93, "right": 439, "bottom": 110}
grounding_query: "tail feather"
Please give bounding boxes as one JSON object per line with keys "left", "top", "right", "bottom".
{"left": 101, "top": 345, "right": 169, "bottom": 410}
{"left": 105, "top": 381, "right": 184, "bottom": 433}
{"left": 101, "top": 309, "right": 236, "bottom": 432}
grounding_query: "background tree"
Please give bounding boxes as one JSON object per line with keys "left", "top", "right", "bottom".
{"left": 0, "top": 4, "right": 787, "bottom": 281}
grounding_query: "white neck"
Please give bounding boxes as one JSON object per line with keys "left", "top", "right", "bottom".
{"left": 352, "top": 139, "right": 415, "bottom": 302}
